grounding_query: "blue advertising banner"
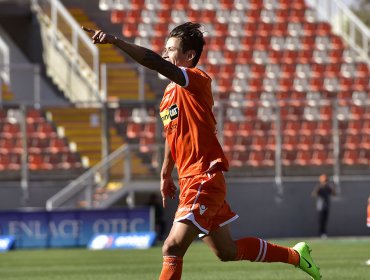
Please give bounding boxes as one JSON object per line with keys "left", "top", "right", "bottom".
{"left": 88, "top": 232, "right": 156, "bottom": 250}
{"left": 0, "top": 207, "right": 153, "bottom": 249}
{"left": 0, "top": 235, "right": 15, "bottom": 252}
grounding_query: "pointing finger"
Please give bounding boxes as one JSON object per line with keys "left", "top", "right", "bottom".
{"left": 81, "top": 26, "right": 95, "bottom": 34}
{"left": 100, "top": 33, "right": 106, "bottom": 42}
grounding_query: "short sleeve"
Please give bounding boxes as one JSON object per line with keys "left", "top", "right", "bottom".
{"left": 179, "top": 67, "right": 211, "bottom": 94}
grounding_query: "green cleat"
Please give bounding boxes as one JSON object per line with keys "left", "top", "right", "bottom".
{"left": 293, "top": 242, "right": 322, "bottom": 280}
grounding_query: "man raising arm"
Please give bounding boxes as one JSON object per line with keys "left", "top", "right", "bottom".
{"left": 84, "top": 23, "right": 321, "bottom": 280}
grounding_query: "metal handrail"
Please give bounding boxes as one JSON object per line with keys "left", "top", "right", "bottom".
{"left": 46, "top": 143, "right": 132, "bottom": 211}
{"left": 31, "top": 0, "right": 100, "bottom": 102}
{"left": 0, "top": 35, "right": 10, "bottom": 84}
{"left": 307, "top": 0, "right": 370, "bottom": 64}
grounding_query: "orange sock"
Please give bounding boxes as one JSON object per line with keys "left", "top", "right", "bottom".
{"left": 159, "top": 256, "right": 183, "bottom": 280}
{"left": 234, "top": 237, "right": 299, "bottom": 266}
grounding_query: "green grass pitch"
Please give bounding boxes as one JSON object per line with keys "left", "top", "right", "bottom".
{"left": 1, "top": 238, "right": 369, "bottom": 279}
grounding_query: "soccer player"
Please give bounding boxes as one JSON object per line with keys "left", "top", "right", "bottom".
{"left": 83, "top": 22, "right": 321, "bottom": 280}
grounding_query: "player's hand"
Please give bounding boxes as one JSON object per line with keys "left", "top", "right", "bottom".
{"left": 82, "top": 26, "right": 116, "bottom": 44}
{"left": 160, "top": 176, "right": 177, "bottom": 208}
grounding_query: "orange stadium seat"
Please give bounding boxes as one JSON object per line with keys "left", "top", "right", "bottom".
{"left": 47, "top": 137, "right": 70, "bottom": 154}
{"left": 300, "top": 120, "right": 318, "bottom": 135}
{"left": 28, "top": 137, "right": 50, "bottom": 154}
{"left": 262, "top": 150, "right": 275, "bottom": 166}
{"left": 122, "top": 23, "right": 139, "bottom": 37}
{"left": 311, "top": 149, "right": 334, "bottom": 166}
{"left": 342, "top": 149, "right": 360, "bottom": 165}
{"left": 0, "top": 153, "right": 10, "bottom": 171}
{"left": 360, "top": 134, "right": 370, "bottom": 150}
{"left": 247, "top": 150, "right": 265, "bottom": 167}
{"left": 282, "top": 149, "right": 297, "bottom": 166}
{"left": 36, "top": 122, "right": 57, "bottom": 139}
{"left": 2, "top": 153, "right": 21, "bottom": 170}
{"left": 28, "top": 153, "right": 52, "bottom": 170}
{"left": 294, "top": 149, "right": 311, "bottom": 166}
{"left": 143, "top": 122, "right": 156, "bottom": 139}
{"left": 126, "top": 122, "right": 143, "bottom": 139}
{"left": 230, "top": 150, "right": 249, "bottom": 167}
{"left": 58, "top": 152, "right": 83, "bottom": 169}
{"left": 282, "top": 135, "right": 298, "bottom": 151}
{"left": 139, "top": 136, "right": 155, "bottom": 153}
{"left": 0, "top": 137, "right": 15, "bottom": 154}
{"left": 289, "top": 8, "right": 306, "bottom": 23}
{"left": 344, "top": 134, "right": 362, "bottom": 150}
{"left": 131, "top": 0, "right": 145, "bottom": 10}
{"left": 111, "top": 10, "right": 124, "bottom": 24}
{"left": 235, "top": 136, "right": 251, "bottom": 152}
{"left": 297, "top": 134, "right": 315, "bottom": 151}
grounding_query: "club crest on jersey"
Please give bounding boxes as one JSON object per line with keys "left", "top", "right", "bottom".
{"left": 160, "top": 104, "right": 179, "bottom": 126}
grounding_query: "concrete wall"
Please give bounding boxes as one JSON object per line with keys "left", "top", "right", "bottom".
{"left": 0, "top": 178, "right": 369, "bottom": 239}
{"left": 150, "top": 178, "right": 370, "bottom": 239}
{"left": 227, "top": 178, "right": 370, "bottom": 238}
{"left": 0, "top": 181, "right": 68, "bottom": 209}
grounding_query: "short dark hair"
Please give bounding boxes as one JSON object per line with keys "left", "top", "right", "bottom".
{"left": 169, "top": 22, "right": 205, "bottom": 67}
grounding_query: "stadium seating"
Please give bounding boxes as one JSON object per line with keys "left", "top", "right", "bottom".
{"left": 0, "top": 107, "right": 85, "bottom": 172}
{"left": 100, "top": 0, "right": 369, "bottom": 171}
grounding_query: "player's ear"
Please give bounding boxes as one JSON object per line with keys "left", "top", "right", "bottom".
{"left": 186, "top": 50, "right": 196, "bottom": 62}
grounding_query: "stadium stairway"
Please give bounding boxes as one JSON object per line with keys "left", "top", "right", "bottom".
{"left": 64, "top": 7, "right": 157, "bottom": 101}
{"left": 47, "top": 106, "right": 150, "bottom": 174}
{"left": 46, "top": 107, "right": 121, "bottom": 166}
{"left": 1, "top": 83, "right": 15, "bottom": 102}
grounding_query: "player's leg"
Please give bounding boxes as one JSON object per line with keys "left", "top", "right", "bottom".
{"left": 159, "top": 220, "right": 200, "bottom": 280}
{"left": 201, "top": 224, "right": 237, "bottom": 261}
{"left": 321, "top": 208, "right": 329, "bottom": 237}
{"left": 202, "top": 225, "right": 299, "bottom": 264}
{"left": 203, "top": 226, "right": 321, "bottom": 279}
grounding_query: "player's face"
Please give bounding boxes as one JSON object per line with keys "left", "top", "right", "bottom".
{"left": 162, "top": 37, "right": 189, "bottom": 67}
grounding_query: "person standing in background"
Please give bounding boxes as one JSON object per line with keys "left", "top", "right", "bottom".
{"left": 367, "top": 196, "right": 370, "bottom": 228}
{"left": 312, "top": 174, "right": 337, "bottom": 238}
{"left": 366, "top": 196, "right": 370, "bottom": 266}
{"left": 147, "top": 193, "right": 166, "bottom": 241}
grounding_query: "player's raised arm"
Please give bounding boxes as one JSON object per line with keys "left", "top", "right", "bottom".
{"left": 82, "top": 26, "right": 186, "bottom": 86}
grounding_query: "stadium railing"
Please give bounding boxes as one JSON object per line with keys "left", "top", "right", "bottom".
{"left": 0, "top": 35, "right": 10, "bottom": 86}
{"left": 45, "top": 143, "right": 163, "bottom": 210}
{"left": 31, "top": 0, "right": 101, "bottom": 103}
{"left": 306, "top": 0, "right": 370, "bottom": 65}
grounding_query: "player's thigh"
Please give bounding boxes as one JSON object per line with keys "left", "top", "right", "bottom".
{"left": 163, "top": 220, "right": 200, "bottom": 256}
{"left": 202, "top": 225, "right": 237, "bottom": 261}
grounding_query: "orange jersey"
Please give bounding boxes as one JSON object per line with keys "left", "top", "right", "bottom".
{"left": 160, "top": 67, "right": 228, "bottom": 178}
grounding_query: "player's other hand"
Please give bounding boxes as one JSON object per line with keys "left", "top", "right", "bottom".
{"left": 160, "top": 176, "right": 177, "bottom": 208}
{"left": 82, "top": 26, "right": 116, "bottom": 44}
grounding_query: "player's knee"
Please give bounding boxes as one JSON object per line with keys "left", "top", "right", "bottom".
{"left": 162, "top": 238, "right": 182, "bottom": 256}
{"left": 214, "top": 250, "right": 235, "bottom": 262}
